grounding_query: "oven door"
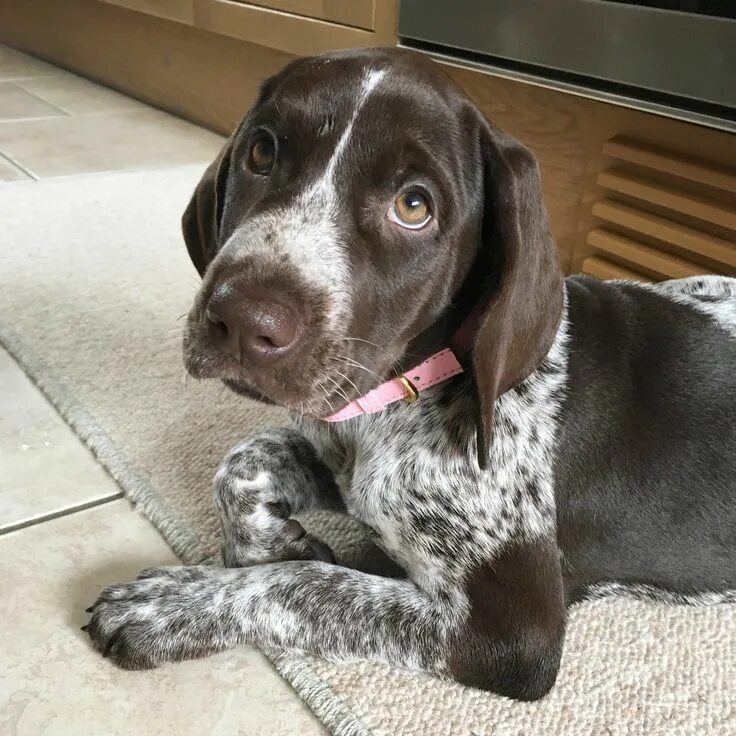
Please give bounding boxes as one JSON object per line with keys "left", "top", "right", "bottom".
{"left": 399, "top": 0, "right": 736, "bottom": 112}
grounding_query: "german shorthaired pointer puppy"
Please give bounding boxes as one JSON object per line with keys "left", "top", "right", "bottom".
{"left": 84, "top": 48, "right": 736, "bottom": 701}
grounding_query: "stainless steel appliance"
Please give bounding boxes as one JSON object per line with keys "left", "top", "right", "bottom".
{"left": 399, "top": 0, "right": 736, "bottom": 129}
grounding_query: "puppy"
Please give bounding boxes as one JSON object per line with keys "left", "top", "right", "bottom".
{"left": 85, "top": 48, "right": 736, "bottom": 701}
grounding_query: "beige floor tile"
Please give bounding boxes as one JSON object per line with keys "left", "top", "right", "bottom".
{"left": 0, "top": 154, "right": 31, "bottom": 181}
{"left": 0, "top": 46, "right": 61, "bottom": 81}
{"left": 15, "top": 74, "right": 149, "bottom": 117}
{"left": 0, "top": 106, "right": 224, "bottom": 178}
{"left": 0, "top": 45, "right": 324, "bottom": 736}
{"left": 0, "top": 347, "right": 122, "bottom": 531}
{"left": 0, "top": 499, "right": 326, "bottom": 736}
{"left": 0, "top": 81, "right": 67, "bottom": 121}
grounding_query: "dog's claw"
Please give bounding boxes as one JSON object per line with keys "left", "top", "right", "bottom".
{"left": 102, "top": 629, "right": 122, "bottom": 658}
{"left": 85, "top": 606, "right": 94, "bottom": 613}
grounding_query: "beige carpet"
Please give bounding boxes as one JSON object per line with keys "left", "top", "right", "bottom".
{"left": 1, "top": 167, "right": 734, "bottom": 736}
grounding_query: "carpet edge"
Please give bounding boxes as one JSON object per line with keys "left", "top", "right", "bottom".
{"left": 0, "top": 323, "right": 206, "bottom": 563}
{"left": 0, "top": 322, "right": 374, "bottom": 736}
{"left": 270, "top": 652, "right": 374, "bottom": 736}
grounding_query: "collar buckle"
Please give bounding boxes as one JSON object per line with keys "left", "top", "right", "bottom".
{"left": 397, "top": 375, "right": 419, "bottom": 403}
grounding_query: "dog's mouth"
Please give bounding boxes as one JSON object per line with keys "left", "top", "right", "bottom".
{"left": 182, "top": 323, "right": 391, "bottom": 417}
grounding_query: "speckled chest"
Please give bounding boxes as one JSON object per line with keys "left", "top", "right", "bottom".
{"left": 299, "top": 364, "right": 566, "bottom": 583}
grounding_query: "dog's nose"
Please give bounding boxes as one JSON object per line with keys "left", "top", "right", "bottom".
{"left": 206, "top": 285, "right": 300, "bottom": 363}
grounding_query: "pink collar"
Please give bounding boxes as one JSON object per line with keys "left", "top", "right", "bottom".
{"left": 322, "top": 348, "right": 464, "bottom": 422}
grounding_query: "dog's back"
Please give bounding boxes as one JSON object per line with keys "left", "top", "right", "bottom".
{"left": 556, "top": 275, "right": 736, "bottom": 600}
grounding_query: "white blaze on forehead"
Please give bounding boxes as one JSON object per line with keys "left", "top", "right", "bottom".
{"left": 219, "top": 67, "right": 387, "bottom": 328}
{"left": 307, "top": 67, "right": 387, "bottom": 200}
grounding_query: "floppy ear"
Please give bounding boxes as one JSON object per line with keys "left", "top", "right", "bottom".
{"left": 181, "top": 138, "right": 234, "bottom": 277}
{"left": 459, "top": 119, "right": 564, "bottom": 469}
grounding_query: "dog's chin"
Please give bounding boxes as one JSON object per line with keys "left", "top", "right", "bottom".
{"left": 222, "top": 379, "right": 274, "bottom": 404}
{"left": 221, "top": 378, "right": 335, "bottom": 417}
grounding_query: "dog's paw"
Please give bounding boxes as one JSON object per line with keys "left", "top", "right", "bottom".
{"left": 213, "top": 432, "right": 338, "bottom": 568}
{"left": 221, "top": 513, "right": 336, "bottom": 568}
{"left": 83, "top": 566, "right": 236, "bottom": 669}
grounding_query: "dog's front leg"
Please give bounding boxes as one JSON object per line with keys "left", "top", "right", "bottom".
{"left": 214, "top": 428, "right": 343, "bottom": 565}
{"left": 85, "top": 536, "right": 566, "bottom": 700}
{"left": 84, "top": 562, "right": 452, "bottom": 675}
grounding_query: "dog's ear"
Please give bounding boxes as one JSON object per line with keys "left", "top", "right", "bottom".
{"left": 181, "top": 138, "right": 234, "bottom": 277}
{"left": 459, "top": 119, "right": 564, "bottom": 469}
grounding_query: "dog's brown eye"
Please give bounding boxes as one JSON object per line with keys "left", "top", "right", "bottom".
{"left": 389, "top": 189, "right": 432, "bottom": 230}
{"left": 248, "top": 136, "right": 275, "bottom": 175}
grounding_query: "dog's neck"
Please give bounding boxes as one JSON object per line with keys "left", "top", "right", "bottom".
{"left": 321, "top": 286, "right": 487, "bottom": 423}
{"left": 321, "top": 347, "right": 464, "bottom": 422}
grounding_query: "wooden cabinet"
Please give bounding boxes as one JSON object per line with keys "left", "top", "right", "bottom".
{"left": 196, "top": 0, "right": 396, "bottom": 56}
{"left": 239, "top": 1, "right": 376, "bottom": 31}
{"left": 100, "top": 0, "right": 195, "bottom": 24}
{"left": 98, "top": 0, "right": 396, "bottom": 54}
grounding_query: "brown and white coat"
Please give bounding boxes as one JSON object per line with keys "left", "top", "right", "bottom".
{"left": 85, "top": 48, "right": 736, "bottom": 702}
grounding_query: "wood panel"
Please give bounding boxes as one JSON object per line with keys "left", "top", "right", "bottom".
{"left": 445, "top": 65, "right": 589, "bottom": 273}
{"left": 574, "top": 125, "right": 736, "bottom": 278}
{"left": 99, "top": 0, "right": 396, "bottom": 35}
{"left": 602, "top": 137, "right": 736, "bottom": 193}
{"left": 239, "top": 0, "right": 375, "bottom": 30}
{"left": 583, "top": 137, "right": 736, "bottom": 281}
{"left": 100, "top": 0, "right": 195, "bottom": 24}
{"left": 194, "top": 0, "right": 395, "bottom": 56}
{"left": 597, "top": 170, "right": 736, "bottom": 231}
{"left": 586, "top": 230, "right": 715, "bottom": 281}
{"left": 444, "top": 62, "right": 736, "bottom": 279}
{"left": 591, "top": 201, "right": 736, "bottom": 270}
{"left": 580, "top": 256, "right": 654, "bottom": 283}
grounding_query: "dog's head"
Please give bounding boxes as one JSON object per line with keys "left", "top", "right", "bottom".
{"left": 182, "top": 48, "right": 563, "bottom": 466}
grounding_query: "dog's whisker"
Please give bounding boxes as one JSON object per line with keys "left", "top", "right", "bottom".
{"left": 332, "top": 369, "right": 361, "bottom": 399}
{"left": 323, "top": 375, "right": 351, "bottom": 406}
{"left": 316, "top": 383, "right": 336, "bottom": 415}
{"left": 341, "top": 337, "right": 386, "bottom": 352}
{"left": 331, "top": 354, "right": 384, "bottom": 383}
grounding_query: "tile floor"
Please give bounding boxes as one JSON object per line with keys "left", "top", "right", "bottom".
{"left": 0, "top": 45, "right": 326, "bottom": 736}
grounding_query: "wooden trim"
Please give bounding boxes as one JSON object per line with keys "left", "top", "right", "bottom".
{"left": 598, "top": 170, "right": 736, "bottom": 232}
{"left": 592, "top": 200, "right": 736, "bottom": 269}
{"left": 603, "top": 137, "right": 736, "bottom": 193}
{"left": 236, "top": 0, "right": 375, "bottom": 31}
{"left": 193, "top": 0, "right": 394, "bottom": 56}
{"left": 587, "top": 228, "right": 714, "bottom": 280}
{"left": 581, "top": 256, "right": 653, "bottom": 282}
{"left": 372, "top": 0, "right": 398, "bottom": 43}
{"left": 99, "top": 0, "right": 195, "bottom": 23}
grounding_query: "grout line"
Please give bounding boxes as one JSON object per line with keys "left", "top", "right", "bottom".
{"left": 0, "top": 152, "right": 37, "bottom": 180}
{"left": 0, "top": 73, "right": 65, "bottom": 83}
{"left": 9, "top": 160, "right": 214, "bottom": 184}
{"left": 10, "top": 78, "right": 75, "bottom": 118}
{"left": 0, "top": 114, "right": 69, "bottom": 123}
{"left": 0, "top": 71, "right": 70, "bottom": 79}
{"left": 4, "top": 79, "right": 72, "bottom": 118}
{"left": 0, "top": 491, "right": 124, "bottom": 537}
{"left": 11, "top": 77, "right": 152, "bottom": 119}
